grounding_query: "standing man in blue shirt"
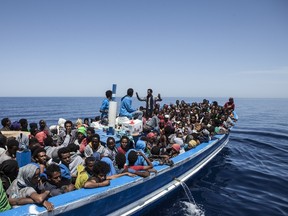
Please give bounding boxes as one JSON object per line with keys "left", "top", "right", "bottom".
{"left": 100, "top": 90, "right": 112, "bottom": 125}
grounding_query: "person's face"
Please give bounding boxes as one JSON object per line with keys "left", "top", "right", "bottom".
{"left": 87, "top": 130, "right": 93, "bottom": 138}
{"left": 60, "top": 152, "right": 71, "bottom": 165}
{"left": 49, "top": 171, "right": 61, "bottom": 186}
{"left": 36, "top": 151, "right": 47, "bottom": 164}
{"left": 107, "top": 139, "right": 115, "bottom": 150}
{"left": 6, "top": 119, "right": 11, "bottom": 127}
{"left": 91, "top": 137, "right": 100, "bottom": 149}
{"left": 65, "top": 123, "right": 72, "bottom": 133}
{"left": 86, "top": 161, "right": 95, "bottom": 172}
{"left": 9, "top": 145, "right": 19, "bottom": 158}
{"left": 31, "top": 169, "right": 40, "bottom": 185}
{"left": 39, "top": 121, "right": 46, "bottom": 129}
{"left": 77, "top": 132, "right": 85, "bottom": 140}
{"left": 121, "top": 138, "right": 128, "bottom": 149}
{"left": 97, "top": 173, "right": 107, "bottom": 182}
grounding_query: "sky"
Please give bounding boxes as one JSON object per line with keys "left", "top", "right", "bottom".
{"left": 0, "top": 0, "right": 287, "bottom": 98}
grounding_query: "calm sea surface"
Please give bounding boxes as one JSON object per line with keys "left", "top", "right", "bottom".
{"left": 1, "top": 97, "right": 288, "bottom": 216}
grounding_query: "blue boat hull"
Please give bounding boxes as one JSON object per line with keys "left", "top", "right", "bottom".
{"left": 3, "top": 133, "right": 229, "bottom": 216}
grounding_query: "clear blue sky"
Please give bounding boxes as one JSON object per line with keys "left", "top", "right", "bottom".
{"left": 0, "top": 0, "right": 287, "bottom": 98}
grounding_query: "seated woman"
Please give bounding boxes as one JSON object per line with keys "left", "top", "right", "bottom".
{"left": 6, "top": 163, "right": 54, "bottom": 212}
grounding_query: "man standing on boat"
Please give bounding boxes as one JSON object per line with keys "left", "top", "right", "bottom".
{"left": 136, "top": 89, "right": 162, "bottom": 119}
{"left": 119, "top": 88, "right": 143, "bottom": 120}
{"left": 99, "top": 90, "right": 112, "bottom": 125}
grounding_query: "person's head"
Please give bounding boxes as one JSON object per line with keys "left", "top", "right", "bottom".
{"left": 10, "top": 121, "right": 21, "bottom": 131}
{"left": 106, "top": 90, "right": 112, "bottom": 99}
{"left": 32, "top": 147, "right": 47, "bottom": 165}
{"left": 115, "top": 153, "right": 126, "bottom": 169}
{"left": 127, "top": 150, "right": 138, "bottom": 166}
{"left": 91, "top": 134, "right": 100, "bottom": 150}
{"left": 84, "top": 118, "right": 90, "bottom": 125}
{"left": 85, "top": 157, "right": 97, "bottom": 174}
{"left": 77, "top": 126, "right": 87, "bottom": 141}
{"left": 92, "top": 161, "right": 111, "bottom": 181}
{"left": 171, "top": 144, "right": 180, "bottom": 155}
{"left": 0, "top": 159, "right": 19, "bottom": 184}
{"left": 67, "top": 143, "right": 79, "bottom": 153}
{"left": 44, "top": 136, "right": 54, "bottom": 147}
{"left": 106, "top": 137, "right": 115, "bottom": 150}
{"left": 64, "top": 120, "right": 73, "bottom": 133}
{"left": 46, "top": 164, "right": 61, "bottom": 186}
{"left": 151, "top": 146, "right": 160, "bottom": 156}
{"left": 127, "top": 88, "right": 134, "bottom": 97}
{"left": 39, "top": 120, "right": 46, "bottom": 130}
{"left": 229, "top": 97, "right": 234, "bottom": 103}
{"left": 86, "top": 127, "right": 95, "bottom": 142}
{"left": 1, "top": 118, "right": 11, "bottom": 128}
{"left": 120, "top": 136, "right": 129, "bottom": 150}
{"left": 58, "top": 147, "right": 71, "bottom": 166}
{"left": 19, "top": 118, "right": 28, "bottom": 131}
{"left": 147, "top": 89, "right": 153, "bottom": 95}
{"left": 7, "top": 139, "right": 19, "bottom": 158}
{"left": 18, "top": 163, "right": 40, "bottom": 187}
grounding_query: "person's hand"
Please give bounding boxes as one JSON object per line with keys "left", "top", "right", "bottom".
{"left": 43, "top": 200, "right": 54, "bottom": 212}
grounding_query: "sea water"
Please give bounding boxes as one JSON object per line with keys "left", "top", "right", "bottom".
{"left": 1, "top": 97, "right": 288, "bottom": 216}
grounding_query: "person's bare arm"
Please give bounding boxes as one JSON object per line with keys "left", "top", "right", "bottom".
{"left": 83, "top": 178, "right": 110, "bottom": 189}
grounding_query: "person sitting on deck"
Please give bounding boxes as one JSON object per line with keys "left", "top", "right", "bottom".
{"left": 0, "top": 139, "right": 19, "bottom": 164}
{"left": 125, "top": 150, "right": 156, "bottom": 174}
{"left": 119, "top": 88, "right": 143, "bottom": 120}
{"left": 39, "top": 163, "right": 74, "bottom": 197}
{"left": 32, "top": 147, "right": 48, "bottom": 180}
{"left": 115, "top": 153, "right": 149, "bottom": 178}
{"left": 84, "top": 134, "right": 106, "bottom": 158}
{"left": 104, "top": 137, "right": 118, "bottom": 162}
{"left": 117, "top": 136, "right": 133, "bottom": 155}
{"left": 83, "top": 161, "right": 110, "bottom": 189}
{"left": 6, "top": 163, "right": 54, "bottom": 212}
{"left": 57, "top": 147, "right": 74, "bottom": 187}
{"left": 57, "top": 120, "right": 77, "bottom": 147}
{"left": 0, "top": 118, "right": 11, "bottom": 131}
{"left": 75, "top": 156, "right": 98, "bottom": 189}
{"left": 0, "top": 159, "right": 19, "bottom": 191}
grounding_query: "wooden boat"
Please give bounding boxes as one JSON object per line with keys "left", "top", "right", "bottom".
{"left": 2, "top": 113, "right": 237, "bottom": 216}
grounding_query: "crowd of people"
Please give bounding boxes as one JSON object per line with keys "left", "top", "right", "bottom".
{"left": 0, "top": 90, "right": 236, "bottom": 213}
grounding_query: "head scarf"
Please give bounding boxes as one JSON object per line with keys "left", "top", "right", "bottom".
{"left": 17, "top": 163, "right": 39, "bottom": 189}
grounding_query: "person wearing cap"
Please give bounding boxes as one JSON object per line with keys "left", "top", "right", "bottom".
{"left": 136, "top": 89, "right": 162, "bottom": 119}
{"left": 119, "top": 88, "right": 143, "bottom": 120}
{"left": 169, "top": 144, "right": 181, "bottom": 158}
{"left": 75, "top": 126, "right": 88, "bottom": 155}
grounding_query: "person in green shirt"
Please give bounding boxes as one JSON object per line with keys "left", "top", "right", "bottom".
{"left": 0, "top": 179, "right": 11, "bottom": 212}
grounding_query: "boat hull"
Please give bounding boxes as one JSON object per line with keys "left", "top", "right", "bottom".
{"left": 2, "top": 133, "right": 229, "bottom": 216}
